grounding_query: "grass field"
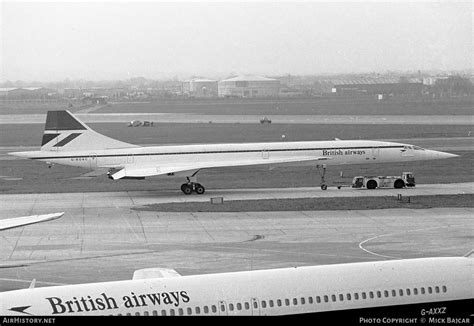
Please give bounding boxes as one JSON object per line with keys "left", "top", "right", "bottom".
{"left": 132, "top": 194, "right": 474, "bottom": 212}
{"left": 1, "top": 96, "right": 473, "bottom": 116}
{"left": 101, "top": 97, "right": 474, "bottom": 116}
{"left": 1, "top": 122, "right": 472, "bottom": 147}
{"left": 0, "top": 101, "right": 89, "bottom": 115}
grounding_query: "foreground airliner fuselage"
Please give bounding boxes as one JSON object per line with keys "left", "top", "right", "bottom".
{"left": 9, "top": 111, "right": 458, "bottom": 193}
{"left": 1, "top": 257, "right": 472, "bottom": 316}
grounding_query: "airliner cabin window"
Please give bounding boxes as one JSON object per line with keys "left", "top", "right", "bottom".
{"left": 392, "top": 290, "right": 396, "bottom": 297}
{"left": 421, "top": 287, "right": 425, "bottom": 294}
{"left": 324, "top": 295, "right": 329, "bottom": 303}
{"left": 406, "top": 289, "right": 411, "bottom": 296}
{"left": 316, "top": 296, "right": 321, "bottom": 303}
{"left": 178, "top": 308, "right": 184, "bottom": 316}
{"left": 211, "top": 305, "right": 217, "bottom": 313}
{"left": 195, "top": 307, "right": 201, "bottom": 314}
{"left": 293, "top": 298, "right": 298, "bottom": 305}
{"left": 135, "top": 312, "right": 140, "bottom": 316}
{"left": 362, "top": 292, "right": 367, "bottom": 299}
{"left": 399, "top": 289, "right": 404, "bottom": 296}
{"left": 277, "top": 299, "right": 282, "bottom": 306}
{"left": 220, "top": 305, "right": 225, "bottom": 312}
{"left": 229, "top": 303, "right": 234, "bottom": 311}
{"left": 377, "top": 291, "right": 381, "bottom": 298}
{"left": 442, "top": 286, "right": 447, "bottom": 293}
{"left": 204, "top": 306, "right": 209, "bottom": 314}
{"left": 339, "top": 294, "right": 344, "bottom": 301}
{"left": 414, "top": 288, "right": 418, "bottom": 295}
{"left": 354, "top": 293, "right": 359, "bottom": 300}
{"left": 384, "top": 290, "right": 389, "bottom": 298}
{"left": 245, "top": 302, "right": 250, "bottom": 310}
{"left": 435, "top": 286, "right": 440, "bottom": 293}
{"left": 369, "top": 292, "right": 374, "bottom": 299}
{"left": 253, "top": 301, "right": 258, "bottom": 309}
{"left": 331, "top": 295, "right": 336, "bottom": 302}
{"left": 261, "top": 301, "right": 266, "bottom": 308}
{"left": 301, "top": 297, "right": 305, "bottom": 304}
{"left": 152, "top": 310, "right": 158, "bottom": 316}
{"left": 169, "top": 309, "right": 175, "bottom": 316}
{"left": 143, "top": 311, "right": 149, "bottom": 316}
{"left": 309, "top": 297, "right": 314, "bottom": 304}
{"left": 237, "top": 303, "right": 242, "bottom": 310}
{"left": 428, "top": 287, "right": 433, "bottom": 294}
{"left": 285, "top": 299, "right": 290, "bottom": 306}
{"left": 187, "top": 308, "right": 192, "bottom": 315}
{"left": 269, "top": 300, "right": 274, "bottom": 307}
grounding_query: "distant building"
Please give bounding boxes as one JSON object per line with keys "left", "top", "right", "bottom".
{"left": 0, "top": 87, "right": 56, "bottom": 99}
{"left": 183, "top": 78, "right": 218, "bottom": 98}
{"left": 218, "top": 75, "right": 280, "bottom": 98}
{"left": 332, "top": 77, "right": 423, "bottom": 97}
{"left": 63, "top": 87, "right": 126, "bottom": 99}
{"left": 83, "top": 95, "right": 108, "bottom": 105}
{"left": 0, "top": 88, "right": 18, "bottom": 97}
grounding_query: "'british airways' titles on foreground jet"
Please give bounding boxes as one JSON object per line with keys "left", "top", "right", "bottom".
{"left": 1, "top": 256, "right": 472, "bottom": 316}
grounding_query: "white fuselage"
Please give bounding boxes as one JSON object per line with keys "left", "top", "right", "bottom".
{"left": 1, "top": 257, "right": 472, "bottom": 316}
{"left": 19, "top": 140, "right": 446, "bottom": 171}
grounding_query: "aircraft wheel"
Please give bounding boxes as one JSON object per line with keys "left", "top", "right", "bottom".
{"left": 181, "top": 184, "right": 193, "bottom": 195}
{"left": 366, "top": 180, "right": 378, "bottom": 190}
{"left": 321, "top": 184, "right": 328, "bottom": 190}
{"left": 394, "top": 179, "right": 405, "bottom": 189}
{"left": 195, "top": 184, "right": 205, "bottom": 195}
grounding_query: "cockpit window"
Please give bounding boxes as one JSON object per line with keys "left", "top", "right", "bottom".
{"left": 413, "top": 146, "right": 424, "bottom": 150}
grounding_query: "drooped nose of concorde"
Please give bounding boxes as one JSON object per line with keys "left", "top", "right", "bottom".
{"left": 428, "top": 149, "right": 459, "bottom": 160}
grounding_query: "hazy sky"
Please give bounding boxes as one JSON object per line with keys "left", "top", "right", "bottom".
{"left": 1, "top": 0, "right": 472, "bottom": 81}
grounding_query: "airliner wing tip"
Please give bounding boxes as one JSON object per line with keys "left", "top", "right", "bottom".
{"left": 0, "top": 212, "right": 65, "bottom": 231}
{"left": 463, "top": 249, "right": 474, "bottom": 258}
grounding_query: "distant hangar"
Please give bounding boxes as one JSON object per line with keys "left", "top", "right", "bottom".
{"left": 182, "top": 78, "right": 218, "bottom": 98}
{"left": 0, "top": 87, "right": 56, "bottom": 99}
{"left": 218, "top": 75, "right": 281, "bottom": 98}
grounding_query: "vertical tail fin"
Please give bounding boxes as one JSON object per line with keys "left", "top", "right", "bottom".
{"left": 41, "top": 110, "right": 137, "bottom": 151}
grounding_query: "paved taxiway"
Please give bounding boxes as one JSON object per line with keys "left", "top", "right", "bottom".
{"left": 0, "top": 182, "right": 472, "bottom": 208}
{"left": 0, "top": 187, "right": 472, "bottom": 292}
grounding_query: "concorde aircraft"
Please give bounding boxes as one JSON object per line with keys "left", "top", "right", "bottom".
{"left": 1, "top": 256, "right": 472, "bottom": 316}
{"left": 9, "top": 111, "right": 458, "bottom": 194}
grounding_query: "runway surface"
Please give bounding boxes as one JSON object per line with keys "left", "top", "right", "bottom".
{"left": 0, "top": 187, "right": 472, "bottom": 291}
{"left": 0, "top": 113, "right": 472, "bottom": 125}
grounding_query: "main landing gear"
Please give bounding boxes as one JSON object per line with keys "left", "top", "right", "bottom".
{"left": 317, "top": 164, "right": 328, "bottom": 190}
{"left": 180, "top": 170, "right": 205, "bottom": 195}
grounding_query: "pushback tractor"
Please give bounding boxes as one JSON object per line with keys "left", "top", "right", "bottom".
{"left": 351, "top": 172, "right": 415, "bottom": 190}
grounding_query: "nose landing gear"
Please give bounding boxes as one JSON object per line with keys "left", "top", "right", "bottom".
{"left": 317, "top": 164, "right": 328, "bottom": 190}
